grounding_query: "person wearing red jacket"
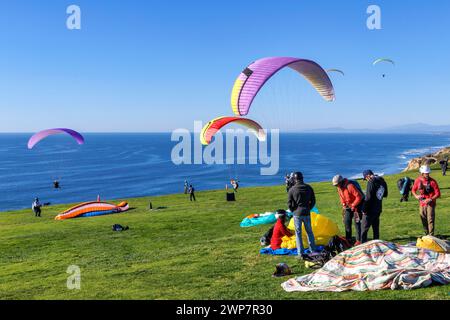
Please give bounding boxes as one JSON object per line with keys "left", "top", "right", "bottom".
{"left": 411, "top": 165, "right": 441, "bottom": 236}
{"left": 332, "top": 175, "right": 364, "bottom": 243}
{"left": 270, "top": 210, "right": 293, "bottom": 250}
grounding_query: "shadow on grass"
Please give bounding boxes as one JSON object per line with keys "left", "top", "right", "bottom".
{"left": 149, "top": 206, "right": 168, "bottom": 211}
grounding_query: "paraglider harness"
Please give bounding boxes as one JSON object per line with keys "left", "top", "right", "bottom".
{"left": 302, "top": 236, "right": 354, "bottom": 269}
{"left": 418, "top": 178, "right": 435, "bottom": 201}
{"left": 112, "top": 224, "right": 129, "bottom": 232}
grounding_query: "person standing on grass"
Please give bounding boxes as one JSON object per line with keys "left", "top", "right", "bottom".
{"left": 332, "top": 175, "right": 364, "bottom": 245}
{"left": 188, "top": 184, "right": 196, "bottom": 202}
{"left": 32, "top": 198, "right": 42, "bottom": 217}
{"left": 439, "top": 158, "right": 448, "bottom": 176}
{"left": 361, "top": 170, "right": 388, "bottom": 243}
{"left": 184, "top": 180, "right": 189, "bottom": 194}
{"left": 288, "top": 172, "right": 317, "bottom": 257}
{"left": 412, "top": 165, "right": 441, "bottom": 236}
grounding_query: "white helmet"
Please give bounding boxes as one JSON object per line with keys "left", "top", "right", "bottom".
{"left": 419, "top": 165, "right": 431, "bottom": 174}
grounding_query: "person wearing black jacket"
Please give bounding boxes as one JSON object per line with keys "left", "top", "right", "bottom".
{"left": 188, "top": 185, "right": 196, "bottom": 201}
{"left": 439, "top": 158, "right": 448, "bottom": 176}
{"left": 361, "top": 170, "right": 388, "bottom": 243}
{"left": 288, "top": 172, "right": 317, "bottom": 257}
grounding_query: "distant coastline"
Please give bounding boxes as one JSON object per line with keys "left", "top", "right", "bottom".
{"left": 403, "top": 146, "right": 450, "bottom": 172}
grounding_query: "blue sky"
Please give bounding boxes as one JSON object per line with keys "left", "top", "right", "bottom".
{"left": 0, "top": 0, "right": 449, "bottom": 132}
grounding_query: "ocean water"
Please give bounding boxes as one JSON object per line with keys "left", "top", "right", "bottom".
{"left": 0, "top": 133, "right": 449, "bottom": 212}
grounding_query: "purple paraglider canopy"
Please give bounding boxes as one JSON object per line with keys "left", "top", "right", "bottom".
{"left": 231, "top": 57, "right": 335, "bottom": 116}
{"left": 27, "top": 128, "right": 85, "bottom": 149}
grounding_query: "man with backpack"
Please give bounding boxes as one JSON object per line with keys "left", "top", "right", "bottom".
{"left": 397, "top": 177, "right": 412, "bottom": 202}
{"left": 288, "top": 172, "right": 317, "bottom": 258}
{"left": 361, "top": 170, "right": 388, "bottom": 243}
{"left": 439, "top": 158, "right": 448, "bottom": 176}
{"left": 411, "top": 165, "right": 441, "bottom": 236}
{"left": 332, "top": 175, "right": 364, "bottom": 244}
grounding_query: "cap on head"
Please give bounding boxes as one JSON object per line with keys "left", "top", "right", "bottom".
{"left": 363, "top": 170, "right": 374, "bottom": 179}
{"left": 332, "top": 175, "right": 344, "bottom": 186}
{"left": 420, "top": 165, "right": 431, "bottom": 174}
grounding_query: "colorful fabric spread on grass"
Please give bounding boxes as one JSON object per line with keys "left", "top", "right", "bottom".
{"left": 281, "top": 240, "right": 450, "bottom": 292}
{"left": 55, "top": 201, "right": 129, "bottom": 220}
{"left": 260, "top": 247, "right": 298, "bottom": 256}
{"left": 240, "top": 207, "right": 319, "bottom": 228}
{"left": 281, "top": 212, "right": 340, "bottom": 249}
{"left": 260, "top": 246, "right": 325, "bottom": 256}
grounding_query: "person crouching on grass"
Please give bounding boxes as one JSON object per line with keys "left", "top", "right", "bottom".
{"left": 412, "top": 165, "right": 441, "bottom": 236}
{"left": 269, "top": 210, "right": 293, "bottom": 250}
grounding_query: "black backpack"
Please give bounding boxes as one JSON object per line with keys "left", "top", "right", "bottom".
{"left": 260, "top": 226, "right": 274, "bottom": 246}
{"left": 326, "top": 236, "right": 353, "bottom": 255}
{"left": 112, "top": 224, "right": 129, "bottom": 232}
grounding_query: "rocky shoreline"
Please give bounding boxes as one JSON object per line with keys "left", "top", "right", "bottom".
{"left": 403, "top": 147, "right": 450, "bottom": 172}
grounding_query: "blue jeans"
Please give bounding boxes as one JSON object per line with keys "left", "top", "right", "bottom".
{"left": 294, "top": 215, "right": 316, "bottom": 255}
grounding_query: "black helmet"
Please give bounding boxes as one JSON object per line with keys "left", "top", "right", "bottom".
{"left": 275, "top": 209, "right": 287, "bottom": 220}
{"left": 293, "top": 172, "right": 303, "bottom": 182}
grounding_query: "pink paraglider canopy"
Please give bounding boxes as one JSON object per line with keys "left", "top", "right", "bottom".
{"left": 27, "top": 128, "right": 85, "bottom": 149}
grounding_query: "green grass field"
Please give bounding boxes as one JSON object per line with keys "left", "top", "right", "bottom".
{"left": 1, "top": 169, "right": 450, "bottom": 300}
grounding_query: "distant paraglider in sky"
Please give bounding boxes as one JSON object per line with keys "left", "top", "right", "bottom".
{"left": 373, "top": 58, "right": 395, "bottom": 78}
{"left": 27, "top": 128, "right": 85, "bottom": 188}
{"left": 326, "top": 69, "right": 345, "bottom": 76}
{"left": 372, "top": 58, "right": 395, "bottom": 66}
{"left": 200, "top": 116, "right": 266, "bottom": 145}
{"left": 231, "top": 57, "right": 335, "bottom": 116}
{"left": 27, "top": 128, "right": 85, "bottom": 149}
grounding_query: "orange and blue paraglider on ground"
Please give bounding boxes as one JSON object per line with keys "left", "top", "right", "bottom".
{"left": 55, "top": 201, "right": 129, "bottom": 220}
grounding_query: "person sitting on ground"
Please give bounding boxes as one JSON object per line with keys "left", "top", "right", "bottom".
{"left": 270, "top": 210, "right": 293, "bottom": 250}
{"left": 332, "top": 175, "right": 364, "bottom": 245}
{"left": 32, "top": 198, "right": 42, "bottom": 217}
{"left": 288, "top": 172, "right": 317, "bottom": 257}
{"left": 412, "top": 165, "right": 441, "bottom": 236}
